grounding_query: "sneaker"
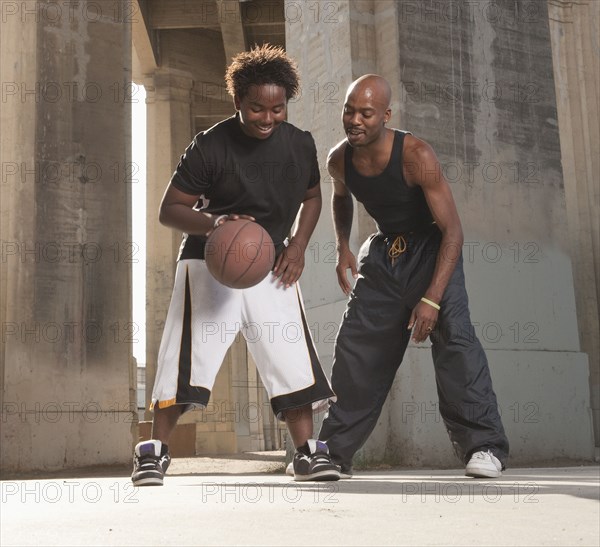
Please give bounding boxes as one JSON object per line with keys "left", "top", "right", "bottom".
{"left": 287, "top": 460, "right": 353, "bottom": 479}
{"left": 131, "top": 440, "right": 171, "bottom": 486}
{"left": 465, "top": 449, "right": 502, "bottom": 478}
{"left": 293, "top": 440, "right": 340, "bottom": 482}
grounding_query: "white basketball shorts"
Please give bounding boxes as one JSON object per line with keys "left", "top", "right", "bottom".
{"left": 150, "top": 259, "right": 335, "bottom": 419}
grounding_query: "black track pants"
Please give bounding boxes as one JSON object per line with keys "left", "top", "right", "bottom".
{"left": 319, "top": 227, "right": 509, "bottom": 468}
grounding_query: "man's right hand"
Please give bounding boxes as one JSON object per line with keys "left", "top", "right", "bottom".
{"left": 208, "top": 213, "right": 255, "bottom": 235}
{"left": 336, "top": 247, "right": 358, "bottom": 295}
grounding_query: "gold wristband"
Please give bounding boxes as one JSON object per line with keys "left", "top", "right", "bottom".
{"left": 420, "top": 297, "right": 441, "bottom": 311}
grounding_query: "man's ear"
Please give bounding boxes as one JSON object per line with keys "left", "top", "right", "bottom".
{"left": 384, "top": 108, "right": 391, "bottom": 123}
{"left": 233, "top": 95, "right": 241, "bottom": 110}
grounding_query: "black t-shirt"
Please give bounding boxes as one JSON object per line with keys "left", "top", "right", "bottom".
{"left": 171, "top": 114, "right": 320, "bottom": 260}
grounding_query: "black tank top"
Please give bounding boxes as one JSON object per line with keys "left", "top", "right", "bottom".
{"left": 344, "top": 130, "right": 434, "bottom": 235}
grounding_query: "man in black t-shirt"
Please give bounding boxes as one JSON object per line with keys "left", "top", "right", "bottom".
{"left": 132, "top": 45, "right": 339, "bottom": 485}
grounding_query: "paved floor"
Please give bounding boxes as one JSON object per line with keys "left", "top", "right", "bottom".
{"left": 1, "top": 454, "right": 599, "bottom": 546}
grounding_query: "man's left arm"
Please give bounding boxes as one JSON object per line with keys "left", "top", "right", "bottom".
{"left": 405, "top": 137, "right": 464, "bottom": 342}
{"left": 273, "top": 183, "right": 322, "bottom": 288}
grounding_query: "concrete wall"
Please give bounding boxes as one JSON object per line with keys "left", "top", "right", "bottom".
{"left": 548, "top": 0, "right": 600, "bottom": 446}
{"left": 0, "top": 1, "right": 135, "bottom": 472}
{"left": 140, "top": 26, "right": 283, "bottom": 454}
{"left": 1, "top": 0, "right": 594, "bottom": 472}
{"left": 286, "top": 0, "right": 595, "bottom": 467}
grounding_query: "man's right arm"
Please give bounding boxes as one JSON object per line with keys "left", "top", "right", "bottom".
{"left": 159, "top": 135, "right": 254, "bottom": 236}
{"left": 328, "top": 143, "right": 357, "bottom": 295}
{"left": 159, "top": 184, "right": 217, "bottom": 235}
{"left": 159, "top": 185, "right": 254, "bottom": 235}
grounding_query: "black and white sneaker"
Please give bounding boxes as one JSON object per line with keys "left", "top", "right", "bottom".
{"left": 293, "top": 440, "right": 340, "bottom": 482}
{"left": 287, "top": 454, "right": 352, "bottom": 479}
{"left": 131, "top": 440, "right": 171, "bottom": 486}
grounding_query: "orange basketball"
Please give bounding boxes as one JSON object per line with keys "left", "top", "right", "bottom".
{"left": 205, "top": 219, "right": 276, "bottom": 289}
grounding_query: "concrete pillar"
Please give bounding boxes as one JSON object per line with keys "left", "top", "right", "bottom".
{"left": 144, "top": 68, "right": 193, "bottom": 414}
{"left": 285, "top": 0, "right": 354, "bottom": 375}
{"left": 141, "top": 32, "right": 274, "bottom": 455}
{"left": 286, "top": 0, "right": 401, "bottom": 450}
{"left": 0, "top": 0, "right": 134, "bottom": 471}
{"left": 548, "top": 0, "right": 600, "bottom": 447}
{"left": 286, "top": 0, "right": 595, "bottom": 466}
{"left": 385, "top": 0, "right": 594, "bottom": 466}
{"left": 142, "top": 56, "right": 237, "bottom": 455}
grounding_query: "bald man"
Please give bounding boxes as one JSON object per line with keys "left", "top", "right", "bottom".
{"left": 318, "top": 75, "right": 509, "bottom": 478}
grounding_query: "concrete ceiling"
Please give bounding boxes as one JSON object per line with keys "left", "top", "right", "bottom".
{"left": 133, "top": 0, "right": 286, "bottom": 77}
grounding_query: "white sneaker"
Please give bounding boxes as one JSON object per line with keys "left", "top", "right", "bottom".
{"left": 465, "top": 450, "right": 502, "bottom": 478}
{"left": 285, "top": 462, "right": 294, "bottom": 476}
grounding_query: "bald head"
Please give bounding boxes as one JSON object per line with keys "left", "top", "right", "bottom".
{"left": 346, "top": 75, "right": 391, "bottom": 110}
{"left": 342, "top": 74, "right": 392, "bottom": 147}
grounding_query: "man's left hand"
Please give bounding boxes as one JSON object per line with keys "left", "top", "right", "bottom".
{"left": 408, "top": 300, "right": 439, "bottom": 343}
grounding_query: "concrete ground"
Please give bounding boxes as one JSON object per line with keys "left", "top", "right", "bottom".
{"left": 1, "top": 452, "right": 599, "bottom": 546}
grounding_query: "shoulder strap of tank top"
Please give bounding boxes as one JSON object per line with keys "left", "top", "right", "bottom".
{"left": 392, "top": 129, "right": 415, "bottom": 180}
{"left": 343, "top": 140, "right": 354, "bottom": 175}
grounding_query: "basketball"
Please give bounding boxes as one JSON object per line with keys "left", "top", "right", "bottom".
{"left": 205, "top": 219, "right": 276, "bottom": 289}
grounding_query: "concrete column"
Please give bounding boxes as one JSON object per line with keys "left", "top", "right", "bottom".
{"left": 548, "top": 0, "right": 600, "bottom": 447}
{"left": 0, "top": 0, "right": 134, "bottom": 471}
{"left": 144, "top": 68, "right": 193, "bottom": 414}
{"left": 285, "top": 0, "right": 354, "bottom": 366}
{"left": 286, "top": 0, "right": 595, "bottom": 467}
{"left": 286, "top": 0, "right": 399, "bottom": 447}
{"left": 141, "top": 34, "right": 269, "bottom": 455}
{"left": 383, "top": 0, "right": 594, "bottom": 467}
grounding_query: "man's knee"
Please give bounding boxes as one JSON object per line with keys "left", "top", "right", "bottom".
{"left": 434, "top": 317, "right": 479, "bottom": 346}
